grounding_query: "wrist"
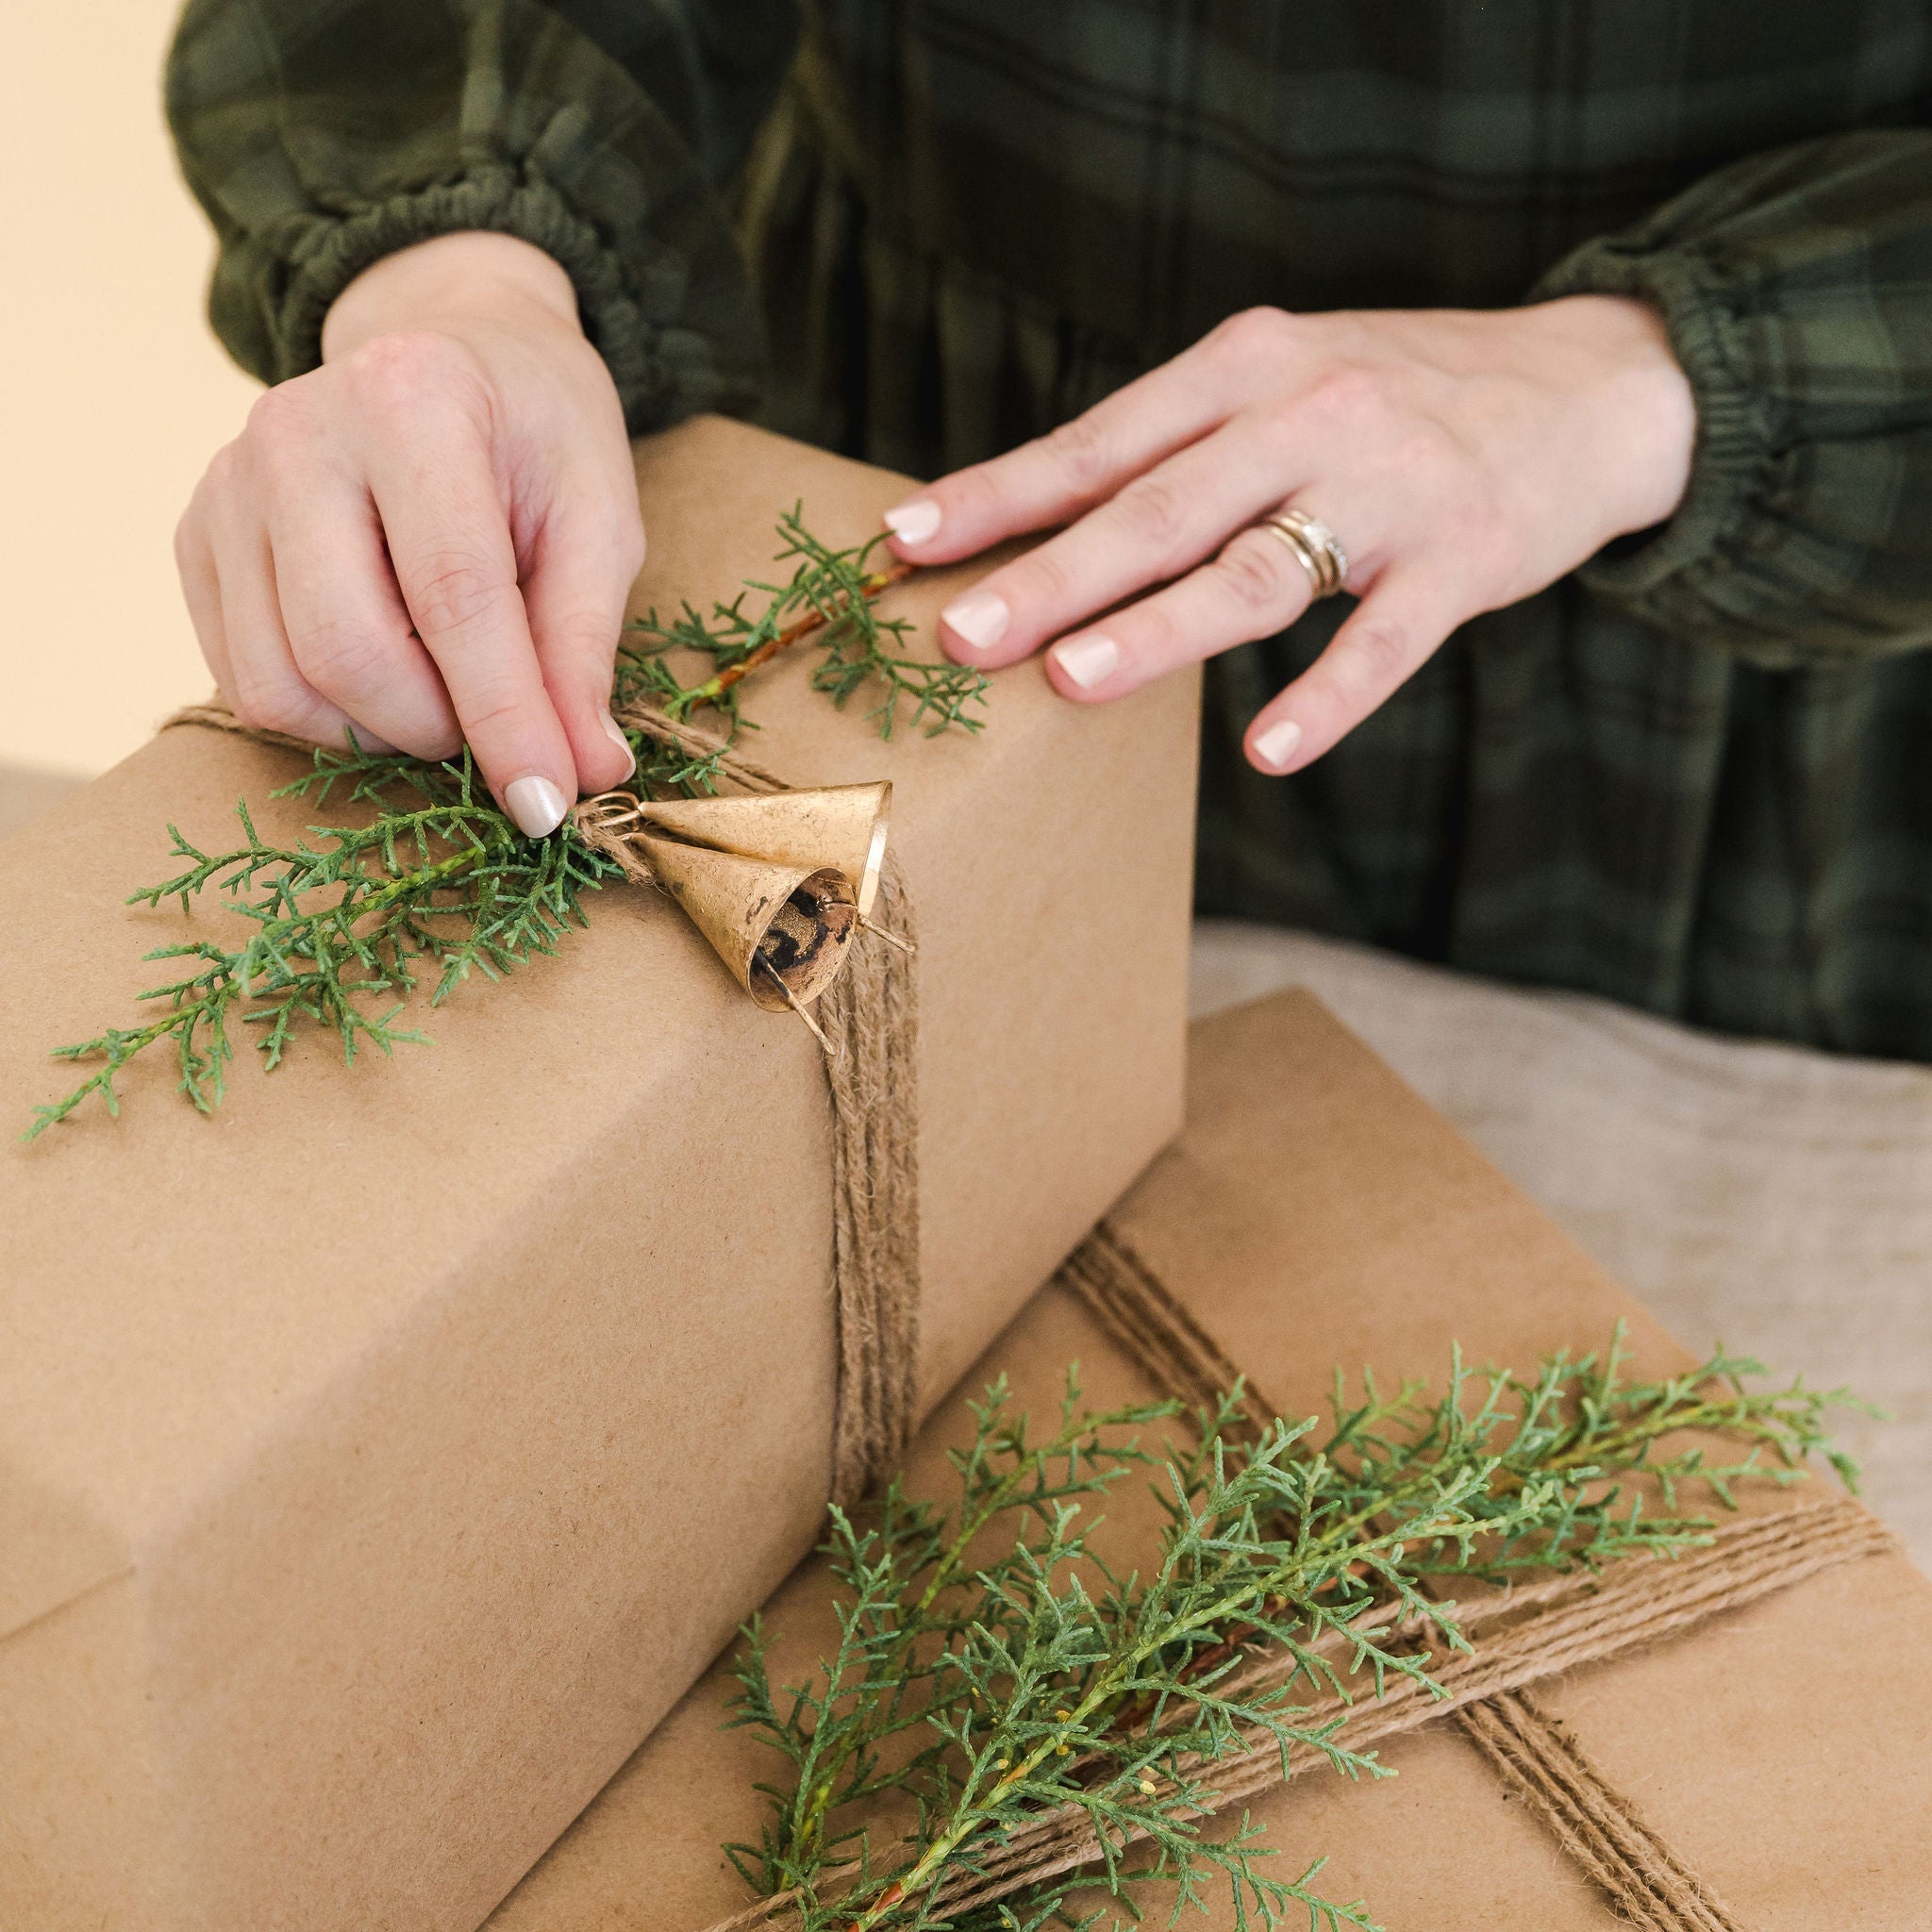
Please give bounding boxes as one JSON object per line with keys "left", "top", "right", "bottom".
{"left": 322, "top": 231, "right": 582, "bottom": 360}
{"left": 1530, "top": 293, "right": 1698, "bottom": 540}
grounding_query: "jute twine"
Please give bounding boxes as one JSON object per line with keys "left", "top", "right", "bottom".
{"left": 161, "top": 698, "right": 922, "bottom": 1509}
{"left": 1051, "top": 1225, "right": 1891, "bottom": 1932}
{"left": 699, "top": 1223, "right": 1894, "bottom": 1932}
{"left": 583, "top": 701, "right": 922, "bottom": 1507}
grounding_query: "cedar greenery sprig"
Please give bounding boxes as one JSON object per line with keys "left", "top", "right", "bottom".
{"left": 617, "top": 508, "right": 990, "bottom": 742}
{"left": 724, "top": 1338, "right": 1867, "bottom": 1932}
{"left": 27, "top": 511, "right": 981, "bottom": 1139}
{"left": 25, "top": 750, "right": 617, "bottom": 1138}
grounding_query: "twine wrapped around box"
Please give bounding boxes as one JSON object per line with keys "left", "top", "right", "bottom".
{"left": 694, "top": 1221, "right": 1894, "bottom": 1932}
{"left": 1056, "top": 1226, "right": 1890, "bottom": 1932}
{"left": 581, "top": 701, "right": 922, "bottom": 1508}
{"left": 164, "top": 697, "right": 923, "bottom": 1507}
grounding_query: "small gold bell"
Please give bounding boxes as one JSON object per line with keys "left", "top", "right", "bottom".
{"left": 629, "top": 834, "right": 858, "bottom": 1012}
{"left": 629, "top": 782, "right": 891, "bottom": 919}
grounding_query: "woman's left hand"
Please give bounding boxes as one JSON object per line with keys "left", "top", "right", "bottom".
{"left": 880, "top": 296, "right": 1695, "bottom": 773}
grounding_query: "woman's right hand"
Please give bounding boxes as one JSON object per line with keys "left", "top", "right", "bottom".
{"left": 174, "top": 230, "right": 643, "bottom": 837}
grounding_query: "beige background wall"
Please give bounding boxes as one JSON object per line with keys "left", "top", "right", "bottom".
{"left": 0, "top": 5, "right": 258, "bottom": 781}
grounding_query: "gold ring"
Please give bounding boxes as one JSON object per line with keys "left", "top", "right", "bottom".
{"left": 1257, "top": 508, "right": 1349, "bottom": 599}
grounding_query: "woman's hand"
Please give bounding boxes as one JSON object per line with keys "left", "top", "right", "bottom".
{"left": 175, "top": 231, "right": 642, "bottom": 837}
{"left": 881, "top": 298, "right": 1696, "bottom": 773}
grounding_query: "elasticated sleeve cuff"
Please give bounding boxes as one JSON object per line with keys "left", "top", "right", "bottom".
{"left": 170, "top": 0, "right": 783, "bottom": 434}
{"left": 1534, "top": 241, "right": 1772, "bottom": 612}
{"left": 263, "top": 165, "right": 668, "bottom": 410}
{"left": 1531, "top": 130, "right": 1932, "bottom": 666}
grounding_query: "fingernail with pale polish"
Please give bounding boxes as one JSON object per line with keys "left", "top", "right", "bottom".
{"left": 941, "top": 590, "right": 1009, "bottom": 654}
{"left": 601, "top": 711, "right": 636, "bottom": 778}
{"left": 1253, "top": 718, "right": 1304, "bottom": 772}
{"left": 883, "top": 497, "right": 942, "bottom": 546}
{"left": 505, "top": 774, "right": 569, "bottom": 838}
{"left": 1051, "top": 635, "right": 1120, "bottom": 690}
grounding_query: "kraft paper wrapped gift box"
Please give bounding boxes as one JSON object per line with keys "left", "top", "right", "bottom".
{"left": 491, "top": 991, "right": 1932, "bottom": 1932}
{"left": 0, "top": 416, "right": 1200, "bottom": 1932}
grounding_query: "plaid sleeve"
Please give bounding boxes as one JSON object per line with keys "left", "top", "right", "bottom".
{"left": 164, "top": 0, "right": 798, "bottom": 431}
{"left": 1537, "top": 130, "right": 1932, "bottom": 666}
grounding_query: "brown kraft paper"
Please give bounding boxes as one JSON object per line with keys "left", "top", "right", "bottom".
{"left": 491, "top": 991, "right": 1932, "bottom": 1932}
{"left": 0, "top": 416, "right": 1200, "bottom": 1932}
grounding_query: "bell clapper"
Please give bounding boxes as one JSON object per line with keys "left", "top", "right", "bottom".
{"left": 857, "top": 914, "right": 915, "bottom": 954}
{"left": 758, "top": 954, "right": 839, "bottom": 1057}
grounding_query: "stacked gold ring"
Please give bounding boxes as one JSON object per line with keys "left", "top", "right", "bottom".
{"left": 1257, "top": 508, "right": 1349, "bottom": 600}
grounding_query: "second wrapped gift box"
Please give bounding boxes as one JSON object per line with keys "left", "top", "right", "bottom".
{"left": 495, "top": 991, "right": 1932, "bottom": 1932}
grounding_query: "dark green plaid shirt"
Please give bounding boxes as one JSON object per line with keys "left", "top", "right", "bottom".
{"left": 168, "top": 0, "right": 1932, "bottom": 1058}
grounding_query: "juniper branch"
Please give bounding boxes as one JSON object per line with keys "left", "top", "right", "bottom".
{"left": 619, "top": 508, "right": 989, "bottom": 743}
{"left": 25, "top": 752, "right": 609, "bottom": 1137}
{"left": 29, "top": 509, "right": 970, "bottom": 1137}
{"left": 723, "top": 1341, "right": 1867, "bottom": 1932}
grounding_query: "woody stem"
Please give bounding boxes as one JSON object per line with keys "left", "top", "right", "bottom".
{"left": 688, "top": 562, "right": 917, "bottom": 708}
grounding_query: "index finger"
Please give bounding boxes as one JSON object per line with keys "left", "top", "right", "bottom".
{"left": 369, "top": 434, "right": 578, "bottom": 837}
{"left": 880, "top": 343, "right": 1235, "bottom": 566}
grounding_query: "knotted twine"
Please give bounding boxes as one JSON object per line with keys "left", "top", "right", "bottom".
{"left": 1052, "top": 1224, "right": 1891, "bottom": 1932}
{"left": 161, "top": 697, "right": 922, "bottom": 1508}
{"left": 700, "top": 1222, "right": 1895, "bottom": 1932}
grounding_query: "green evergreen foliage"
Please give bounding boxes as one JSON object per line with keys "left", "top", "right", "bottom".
{"left": 620, "top": 509, "right": 990, "bottom": 742}
{"left": 725, "top": 1338, "right": 1866, "bottom": 1931}
{"left": 27, "top": 515, "right": 985, "bottom": 1138}
{"left": 26, "top": 750, "right": 607, "bottom": 1137}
